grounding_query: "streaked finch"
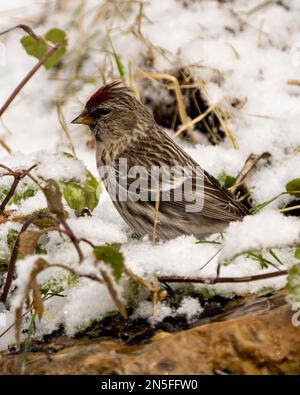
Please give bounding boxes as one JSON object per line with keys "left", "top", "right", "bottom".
{"left": 72, "top": 81, "right": 248, "bottom": 240}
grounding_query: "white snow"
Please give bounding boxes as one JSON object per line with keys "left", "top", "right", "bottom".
{"left": 177, "top": 297, "right": 204, "bottom": 320}
{"left": 131, "top": 301, "right": 174, "bottom": 325}
{"left": 221, "top": 210, "right": 300, "bottom": 260}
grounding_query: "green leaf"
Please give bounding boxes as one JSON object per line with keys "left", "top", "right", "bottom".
{"left": 20, "top": 27, "right": 67, "bottom": 70}
{"left": 286, "top": 179, "right": 300, "bottom": 198}
{"left": 44, "top": 28, "right": 67, "bottom": 69}
{"left": 94, "top": 245, "right": 124, "bottom": 282}
{"left": 59, "top": 170, "right": 100, "bottom": 216}
{"left": 58, "top": 182, "right": 85, "bottom": 215}
{"left": 287, "top": 263, "right": 300, "bottom": 304}
{"left": 20, "top": 35, "right": 48, "bottom": 62}
{"left": 44, "top": 28, "right": 66, "bottom": 44}
{"left": 218, "top": 172, "right": 236, "bottom": 189}
{"left": 0, "top": 183, "right": 36, "bottom": 206}
{"left": 44, "top": 45, "right": 66, "bottom": 69}
{"left": 295, "top": 249, "right": 300, "bottom": 260}
{"left": 57, "top": 153, "right": 100, "bottom": 215}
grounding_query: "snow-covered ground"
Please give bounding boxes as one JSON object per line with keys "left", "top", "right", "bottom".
{"left": 0, "top": 0, "right": 300, "bottom": 349}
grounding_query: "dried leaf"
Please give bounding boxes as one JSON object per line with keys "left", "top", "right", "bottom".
{"left": 43, "top": 179, "right": 64, "bottom": 216}
{"left": 19, "top": 231, "right": 41, "bottom": 257}
{"left": 14, "top": 305, "right": 23, "bottom": 349}
{"left": 31, "top": 278, "right": 44, "bottom": 320}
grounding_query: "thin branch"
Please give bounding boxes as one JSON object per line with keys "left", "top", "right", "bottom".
{"left": 79, "top": 237, "right": 96, "bottom": 249}
{"left": 0, "top": 138, "right": 11, "bottom": 155}
{"left": 279, "top": 204, "right": 300, "bottom": 213}
{"left": 0, "top": 163, "right": 14, "bottom": 173}
{"left": 49, "top": 263, "right": 102, "bottom": 283}
{"left": 100, "top": 269, "right": 127, "bottom": 319}
{"left": 0, "top": 43, "right": 65, "bottom": 117}
{"left": 0, "top": 164, "right": 37, "bottom": 213}
{"left": 56, "top": 100, "right": 76, "bottom": 156}
{"left": 174, "top": 101, "right": 220, "bottom": 138}
{"left": 198, "top": 246, "right": 223, "bottom": 272}
{"left": 0, "top": 24, "right": 42, "bottom": 42}
{"left": 152, "top": 183, "right": 160, "bottom": 245}
{"left": 0, "top": 177, "right": 19, "bottom": 213}
{"left": 158, "top": 269, "right": 287, "bottom": 284}
{"left": 0, "top": 212, "right": 51, "bottom": 303}
{"left": 57, "top": 216, "right": 84, "bottom": 262}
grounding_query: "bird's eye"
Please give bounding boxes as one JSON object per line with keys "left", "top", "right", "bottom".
{"left": 92, "top": 108, "right": 111, "bottom": 117}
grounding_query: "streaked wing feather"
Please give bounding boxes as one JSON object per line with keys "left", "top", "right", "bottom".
{"left": 112, "top": 131, "right": 248, "bottom": 222}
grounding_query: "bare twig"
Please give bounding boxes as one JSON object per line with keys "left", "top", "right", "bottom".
{"left": 279, "top": 204, "right": 300, "bottom": 213}
{"left": 174, "top": 101, "right": 221, "bottom": 138}
{"left": 135, "top": 70, "right": 196, "bottom": 141}
{"left": 0, "top": 45, "right": 63, "bottom": 117}
{"left": 0, "top": 24, "right": 66, "bottom": 117}
{"left": 100, "top": 269, "right": 127, "bottom": 319}
{"left": 0, "top": 24, "right": 42, "bottom": 41}
{"left": 0, "top": 212, "right": 51, "bottom": 303}
{"left": 0, "top": 138, "right": 11, "bottom": 154}
{"left": 152, "top": 183, "right": 160, "bottom": 245}
{"left": 198, "top": 80, "right": 239, "bottom": 149}
{"left": 158, "top": 269, "right": 287, "bottom": 284}
{"left": 58, "top": 216, "right": 84, "bottom": 262}
{"left": 0, "top": 177, "right": 19, "bottom": 213}
{"left": 49, "top": 263, "right": 101, "bottom": 283}
{"left": 0, "top": 164, "right": 37, "bottom": 213}
{"left": 229, "top": 152, "right": 270, "bottom": 195}
{"left": 56, "top": 98, "right": 76, "bottom": 156}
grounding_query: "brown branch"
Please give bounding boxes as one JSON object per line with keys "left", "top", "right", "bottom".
{"left": 79, "top": 237, "right": 96, "bottom": 249}
{"left": 0, "top": 138, "right": 11, "bottom": 155}
{"left": 49, "top": 263, "right": 102, "bottom": 283}
{"left": 100, "top": 269, "right": 127, "bottom": 319}
{"left": 0, "top": 42, "right": 65, "bottom": 117}
{"left": 0, "top": 212, "right": 51, "bottom": 303}
{"left": 0, "top": 177, "right": 19, "bottom": 213}
{"left": 57, "top": 216, "right": 84, "bottom": 262}
{"left": 0, "top": 212, "right": 87, "bottom": 303}
{"left": 0, "top": 163, "right": 14, "bottom": 173}
{"left": 0, "top": 24, "right": 43, "bottom": 42}
{"left": 0, "top": 164, "right": 37, "bottom": 213}
{"left": 158, "top": 269, "right": 288, "bottom": 284}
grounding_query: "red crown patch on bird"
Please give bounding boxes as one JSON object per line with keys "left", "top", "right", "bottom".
{"left": 86, "top": 81, "right": 122, "bottom": 108}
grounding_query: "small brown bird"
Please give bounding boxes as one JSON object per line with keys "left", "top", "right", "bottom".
{"left": 72, "top": 81, "right": 248, "bottom": 240}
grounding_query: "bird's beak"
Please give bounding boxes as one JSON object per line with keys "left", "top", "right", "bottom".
{"left": 71, "top": 111, "right": 95, "bottom": 126}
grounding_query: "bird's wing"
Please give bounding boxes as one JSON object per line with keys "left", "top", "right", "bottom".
{"left": 112, "top": 136, "right": 248, "bottom": 221}
{"left": 164, "top": 168, "right": 249, "bottom": 220}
